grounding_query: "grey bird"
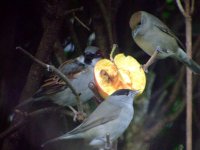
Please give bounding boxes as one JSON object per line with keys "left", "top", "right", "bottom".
{"left": 42, "top": 89, "right": 139, "bottom": 149}
{"left": 129, "top": 11, "right": 200, "bottom": 73}
{"left": 16, "top": 46, "right": 103, "bottom": 110}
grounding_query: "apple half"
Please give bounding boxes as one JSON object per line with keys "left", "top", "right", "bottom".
{"left": 94, "top": 53, "right": 146, "bottom": 98}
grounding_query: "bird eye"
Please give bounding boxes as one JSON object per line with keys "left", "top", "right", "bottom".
{"left": 137, "top": 21, "right": 141, "bottom": 26}
{"left": 84, "top": 58, "right": 92, "bottom": 64}
{"left": 84, "top": 52, "right": 98, "bottom": 64}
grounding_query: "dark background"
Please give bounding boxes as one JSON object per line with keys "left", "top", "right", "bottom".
{"left": 0, "top": 0, "right": 200, "bottom": 150}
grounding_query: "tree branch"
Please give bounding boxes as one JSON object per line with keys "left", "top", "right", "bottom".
{"left": 73, "top": 14, "right": 90, "bottom": 31}
{"left": 0, "top": 107, "right": 73, "bottom": 140}
{"left": 185, "top": 1, "right": 194, "bottom": 150}
{"left": 16, "top": 47, "right": 84, "bottom": 113}
{"left": 143, "top": 100, "right": 185, "bottom": 141}
{"left": 176, "top": 0, "right": 194, "bottom": 150}
{"left": 19, "top": 0, "right": 66, "bottom": 101}
{"left": 176, "top": 0, "right": 187, "bottom": 17}
{"left": 160, "top": 67, "right": 185, "bottom": 115}
{"left": 96, "top": 0, "right": 113, "bottom": 49}
{"left": 64, "top": 6, "right": 84, "bottom": 15}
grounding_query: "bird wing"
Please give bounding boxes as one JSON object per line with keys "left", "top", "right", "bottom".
{"left": 68, "top": 101, "right": 122, "bottom": 134}
{"left": 33, "top": 59, "right": 86, "bottom": 98}
{"left": 154, "top": 24, "right": 185, "bottom": 50}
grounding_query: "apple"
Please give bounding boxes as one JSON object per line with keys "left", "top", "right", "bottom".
{"left": 94, "top": 53, "right": 146, "bottom": 98}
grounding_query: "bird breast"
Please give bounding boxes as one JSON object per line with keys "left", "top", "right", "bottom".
{"left": 134, "top": 26, "right": 178, "bottom": 59}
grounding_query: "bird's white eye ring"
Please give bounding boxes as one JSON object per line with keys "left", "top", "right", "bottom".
{"left": 133, "top": 28, "right": 138, "bottom": 37}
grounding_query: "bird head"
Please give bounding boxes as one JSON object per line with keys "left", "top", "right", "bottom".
{"left": 129, "top": 11, "right": 142, "bottom": 31}
{"left": 83, "top": 46, "right": 104, "bottom": 66}
{"left": 129, "top": 11, "right": 152, "bottom": 38}
{"left": 112, "top": 89, "right": 140, "bottom": 98}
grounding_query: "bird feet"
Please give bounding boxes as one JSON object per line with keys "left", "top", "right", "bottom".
{"left": 104, "top": 133, "right": 113, "bottom": 150}
{"left": 68, "top": 106, "right": 86, "bottom": 122}
{"left": 73, "top": 111, "right": 87, "bottom": 122}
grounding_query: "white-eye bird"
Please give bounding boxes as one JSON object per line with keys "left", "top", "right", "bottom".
{"left": 129, "top": 11, "right": 200, "bottom": 73}
{"left": 16, "top": 46, "right": 103, "bottom": 109}
{"left": 42, "top": 89, "right": 139, "bottom": 149}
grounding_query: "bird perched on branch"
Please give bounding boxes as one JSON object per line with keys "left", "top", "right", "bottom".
{"left": 129, "top": 11, "right": 200, "bottom": 73}
{"left": 42, "top": 89, "right": 139, "bottom": 149}
{"left": 16, "top": 46, "right": 103, "bottom": 110}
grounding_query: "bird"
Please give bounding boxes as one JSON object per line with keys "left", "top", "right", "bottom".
{"left": 16, "top": 46, "right": 103, "bottom": 110}
{"left": 41, "top": 89, "right": 139, "bottom": 149}
{"left": 129, "top": 11, "right": 200, "bottom": 73}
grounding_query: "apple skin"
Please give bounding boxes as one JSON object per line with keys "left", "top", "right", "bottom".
{"left": 94, "top": 59, "right": 118, "bottom": 98}
{"left": 94, "top": 75, "right": 109, "bottom": 98}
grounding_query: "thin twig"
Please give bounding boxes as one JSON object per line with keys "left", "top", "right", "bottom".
{"left": 185, "top": 0, "right": 193, "bottom": 150}
{"left": 176, "top": 0, "right": 187, "bottom": 17}
{"left": 73, "top": 14, "right": 90, "bottom": 31}
{"left": 143, "top": 100, "right": 185, "bottom": 141}
{"left": 0, "top": 119, "right": 26, "bottom": 140}
{"left": 16, "top": 47, "right": 84, "bottom": 113}
{"left": 176, "top": 0, "right": 194, "bottom": 149}
{"left": 149, "top": 76, "right": 175, "bottom": 118}
{"left": 96, "top": 0, "right": 113, "bottom": 49}
{"left": 64, "top": 6, "right": 84, "bottom": 15}
{"left": 160, "top": 67, "right": 185, "bottom": 115}
{"left": 110, "top": 44, "right": 118, "bottom": 61}
{"left": 150, "top": 91, "right": 167, "bottom": 117}
{"left": 191, "top": 0, "right": 195, "bottom": 14}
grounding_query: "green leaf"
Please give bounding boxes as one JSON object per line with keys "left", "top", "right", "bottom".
{"left": 174, "top": 144, "right": 184, "bottom": 150}
{"left": 162, "top": 11, "right": 170, "bottom": 19}
{"left": 166, "top": 0, "right": 173, "bottom": 4}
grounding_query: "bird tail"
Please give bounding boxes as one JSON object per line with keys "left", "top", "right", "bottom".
{"left": 15, "top": 97, "right": 35, "bottom": 110}
{"left": 175, "top": 48, "right": 200, "bottom": 74}
{"left": 41, "top": 136, "right": 61, "bottom": 148}
{"left": 41, "top": 133, "right": 81, "bottom": 147}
